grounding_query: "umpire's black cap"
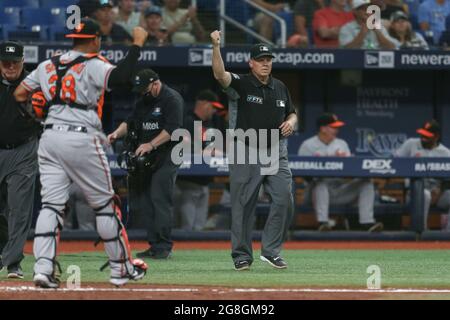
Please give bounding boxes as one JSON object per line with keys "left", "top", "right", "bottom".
{"left": 0, "top": 41, "right": 24, "bottom": 62}
{"left": 250, "top": 43, "right": 275, "bottom": 60}
{"left": 132, "top": 69, "right": 160, "bottom": 93}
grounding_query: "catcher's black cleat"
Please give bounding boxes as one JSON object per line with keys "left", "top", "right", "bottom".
{"left": 260, "top": 256, "right": 288, "bottom": 269}
{"left": 33, "top": 273, "right": 60, "bottom": 289}
{"left": 110, "top": 259, "right": 148, "bottom": 287}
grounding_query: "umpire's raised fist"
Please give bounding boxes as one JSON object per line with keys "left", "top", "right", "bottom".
{"left": 210, "top": 30, "right": 221, "bottom": 47}
{"left": 132, "top": 27, "right": 148, "bottom": 47}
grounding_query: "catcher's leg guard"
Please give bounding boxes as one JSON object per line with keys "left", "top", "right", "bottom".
{"left": 33, "top": 204, "right": 65, "bottom": 278}
{"left": 95, "top": 197, "right": 144, "bottom": 279}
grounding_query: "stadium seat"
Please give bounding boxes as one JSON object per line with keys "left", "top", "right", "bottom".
{"left": 40, "top": 0, "right": 77, "bottom": 8}
{"left": 1, "top": 0, "right": 39, "bottom": 9}
{"left": 274, "top": 10, "right": 294, "bottom": 45}
{"left": 404, "top": 0, "right": 421, "bottom": 16}
{"left": 197, "top": 0, "right": 218, "bottom": 11}
{"left": 0, "top": 7, "right": 21, "bottom": 26}
{"left": 48, "top": 25, "right": 69, "bottom": 42}
{"left": 226, "top": 0, "right": 251, "bottom": 26}
{"left": 21, "top": 8, "right": 53, "bottom": 27}
{"left": 439, "top": 31, "right": 450, "bottom": 46}
{"left": 4, "top": 25, "right": 48, "bottom": 42}
{"left": 48, "top": 7, "right": 68, "bottom": 27}
{"left": 409, "top": 13, "right": 420, "bottom": 31}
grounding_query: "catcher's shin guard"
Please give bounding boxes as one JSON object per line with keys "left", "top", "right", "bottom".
{"left": 33, "top": 204, "right": 65, "bottom": 279}
{"left": 95, "top": 196, "right": 143, "bottom": 278}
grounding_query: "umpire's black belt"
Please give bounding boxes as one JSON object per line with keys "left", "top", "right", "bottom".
{"left": 44, "top": 124, "right": 88, "bottom": 133}
{"left": 0, "top": 136, "right": 35, "bottom": 150}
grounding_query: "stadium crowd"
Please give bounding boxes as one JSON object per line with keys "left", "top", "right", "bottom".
{"left": 0, "top": 0, "right": 449, "bottom": 48}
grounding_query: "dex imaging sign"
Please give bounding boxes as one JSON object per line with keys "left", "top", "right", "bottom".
{"left": 362, "top": 159, "right": 396, "bottom": 174}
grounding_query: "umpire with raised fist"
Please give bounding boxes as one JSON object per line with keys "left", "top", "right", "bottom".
{"left": 0, "top": 41, "right": 39, "bottom": 278}
{"left": 211, "top": 31, "right": 297, "bottom": 271}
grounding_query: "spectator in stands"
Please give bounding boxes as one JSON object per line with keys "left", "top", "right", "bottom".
{"left": 394, "top": 120, "right": 450, "bottom": 230}
{"left": 174, "top": 90, "right": 225, "bottom": 231}
{"left": 251, "top": 0, "right": 290, "bottom": 42}
{"left": 290, "top": 0, "right": 327, "bottom": 46}
{"left": 114, "top": 0, "right": 145, "bottom": 36}
{"left": 92, "top": 0, "right": 133, "bottom": 45}
{"left": 339, "top": 0, "right": 400, "bottom": 48}
{"left": 388, "top": 11, "right": 429, "bottom": 49}
{"left": 78, "top": 0, "right": 102, "bottom": 18}
{"left": 418, "top": 0, "right": 450, "bottom": 44}
{"left": 161, "top": 0, "right": 206, "bottom": 45}
{"left": 298, "top": 113, "right": 383, "bottom": 232}
{"left": 144, "top": 6, "right": 171, "bottom": 46}
{"left": 312, "top": 0, "right": 354, "bottom": 48}
{"left": 381, "top": 0, "right": 408, "bottom": 21}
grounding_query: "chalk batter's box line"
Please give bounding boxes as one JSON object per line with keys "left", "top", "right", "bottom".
{"left": 2, "top": 286, "right": 450, "bottom": 294}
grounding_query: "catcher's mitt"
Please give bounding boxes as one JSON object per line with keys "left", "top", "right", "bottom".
{"left": 31, "top": 91, "right": 49, "bottom": 119}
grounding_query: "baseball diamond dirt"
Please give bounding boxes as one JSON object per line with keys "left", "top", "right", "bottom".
{"left": 1, "top": 241, "right": 450, "bottom": 300}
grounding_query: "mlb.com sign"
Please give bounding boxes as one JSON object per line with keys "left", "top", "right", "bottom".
{"left": 188, "top": 48, "right": 213, "bottom": 66}
{"left": 365, "top": 51, "right": 395, "bottom": 68}
{"left": 362, "top": 159, "right": 396, "bottom": 175}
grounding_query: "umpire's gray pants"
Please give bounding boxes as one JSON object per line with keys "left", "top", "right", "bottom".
{"left": 0, "top": 138, "right": 38, "bottom": 267}
{"left": 230, "top": 143, "right": 293, "bottom": 263}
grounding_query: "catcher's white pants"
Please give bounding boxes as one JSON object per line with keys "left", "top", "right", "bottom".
{"left": 33, "top": 129, "right": 134, "bottom": 278}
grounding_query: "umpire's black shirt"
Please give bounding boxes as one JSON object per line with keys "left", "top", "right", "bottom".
{"left": 0, "top": 69, "right": 37, "bottom": 146}
{"left": 127, "top": 83, "right": 183, "bottom": 149}
{"left": 227, "top": 72, "right": 295, "bottom": 146}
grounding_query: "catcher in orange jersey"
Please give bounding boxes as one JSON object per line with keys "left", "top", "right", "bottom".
{"left": 14, "top": 18, "right": 149, "bottom": 288}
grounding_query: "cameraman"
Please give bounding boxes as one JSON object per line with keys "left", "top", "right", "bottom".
{"left": 108, "top": 68, "right": 183, "bottom": 260}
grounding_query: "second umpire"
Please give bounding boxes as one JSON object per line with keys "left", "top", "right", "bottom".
{"left": 211, "top": 31, "right": 298, "bottom": 270}
{"left": 0, "top": 41, "right": 39, "bottom": 278}
{"left": 108, "top": 69, "right": 183, "bottom": 259}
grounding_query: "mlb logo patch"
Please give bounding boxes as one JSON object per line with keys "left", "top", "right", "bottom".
{"left": 260, "top": 45, "right": 269, "bottom": 52}
{"left": 276, "top": 100, "right": 286, "bottom": 107}
{"left": 6, "top": 46, "right": 15, "bottom": 53}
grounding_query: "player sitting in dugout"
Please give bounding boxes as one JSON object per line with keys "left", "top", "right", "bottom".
{"left": 394, "top": 120, "right": 450, "bottom": 231}
{"left": 298, "top": 113, "right": 383, "bottom": 232}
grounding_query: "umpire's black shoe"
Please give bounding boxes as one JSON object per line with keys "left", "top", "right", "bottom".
{"left": 260, "top": 256, "right": 288, "bottom": 269}
{"left": 7, "top": 263, "right": 24, "bottom": 279}
{"left": 234, "top": 260, "right": 251, "bottom": 271}
{"left": 151, "top": 250, "right": 172, "bottom": 260}
{"left": 137, "top": 248, "right": 172, "bottom": 260}
{"left": 136, "top": 248, "right": 155, "bottom": 259}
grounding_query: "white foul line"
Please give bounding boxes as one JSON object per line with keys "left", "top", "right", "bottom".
{"left": 2, "top": 286, "right": 450, "bottom": 294}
